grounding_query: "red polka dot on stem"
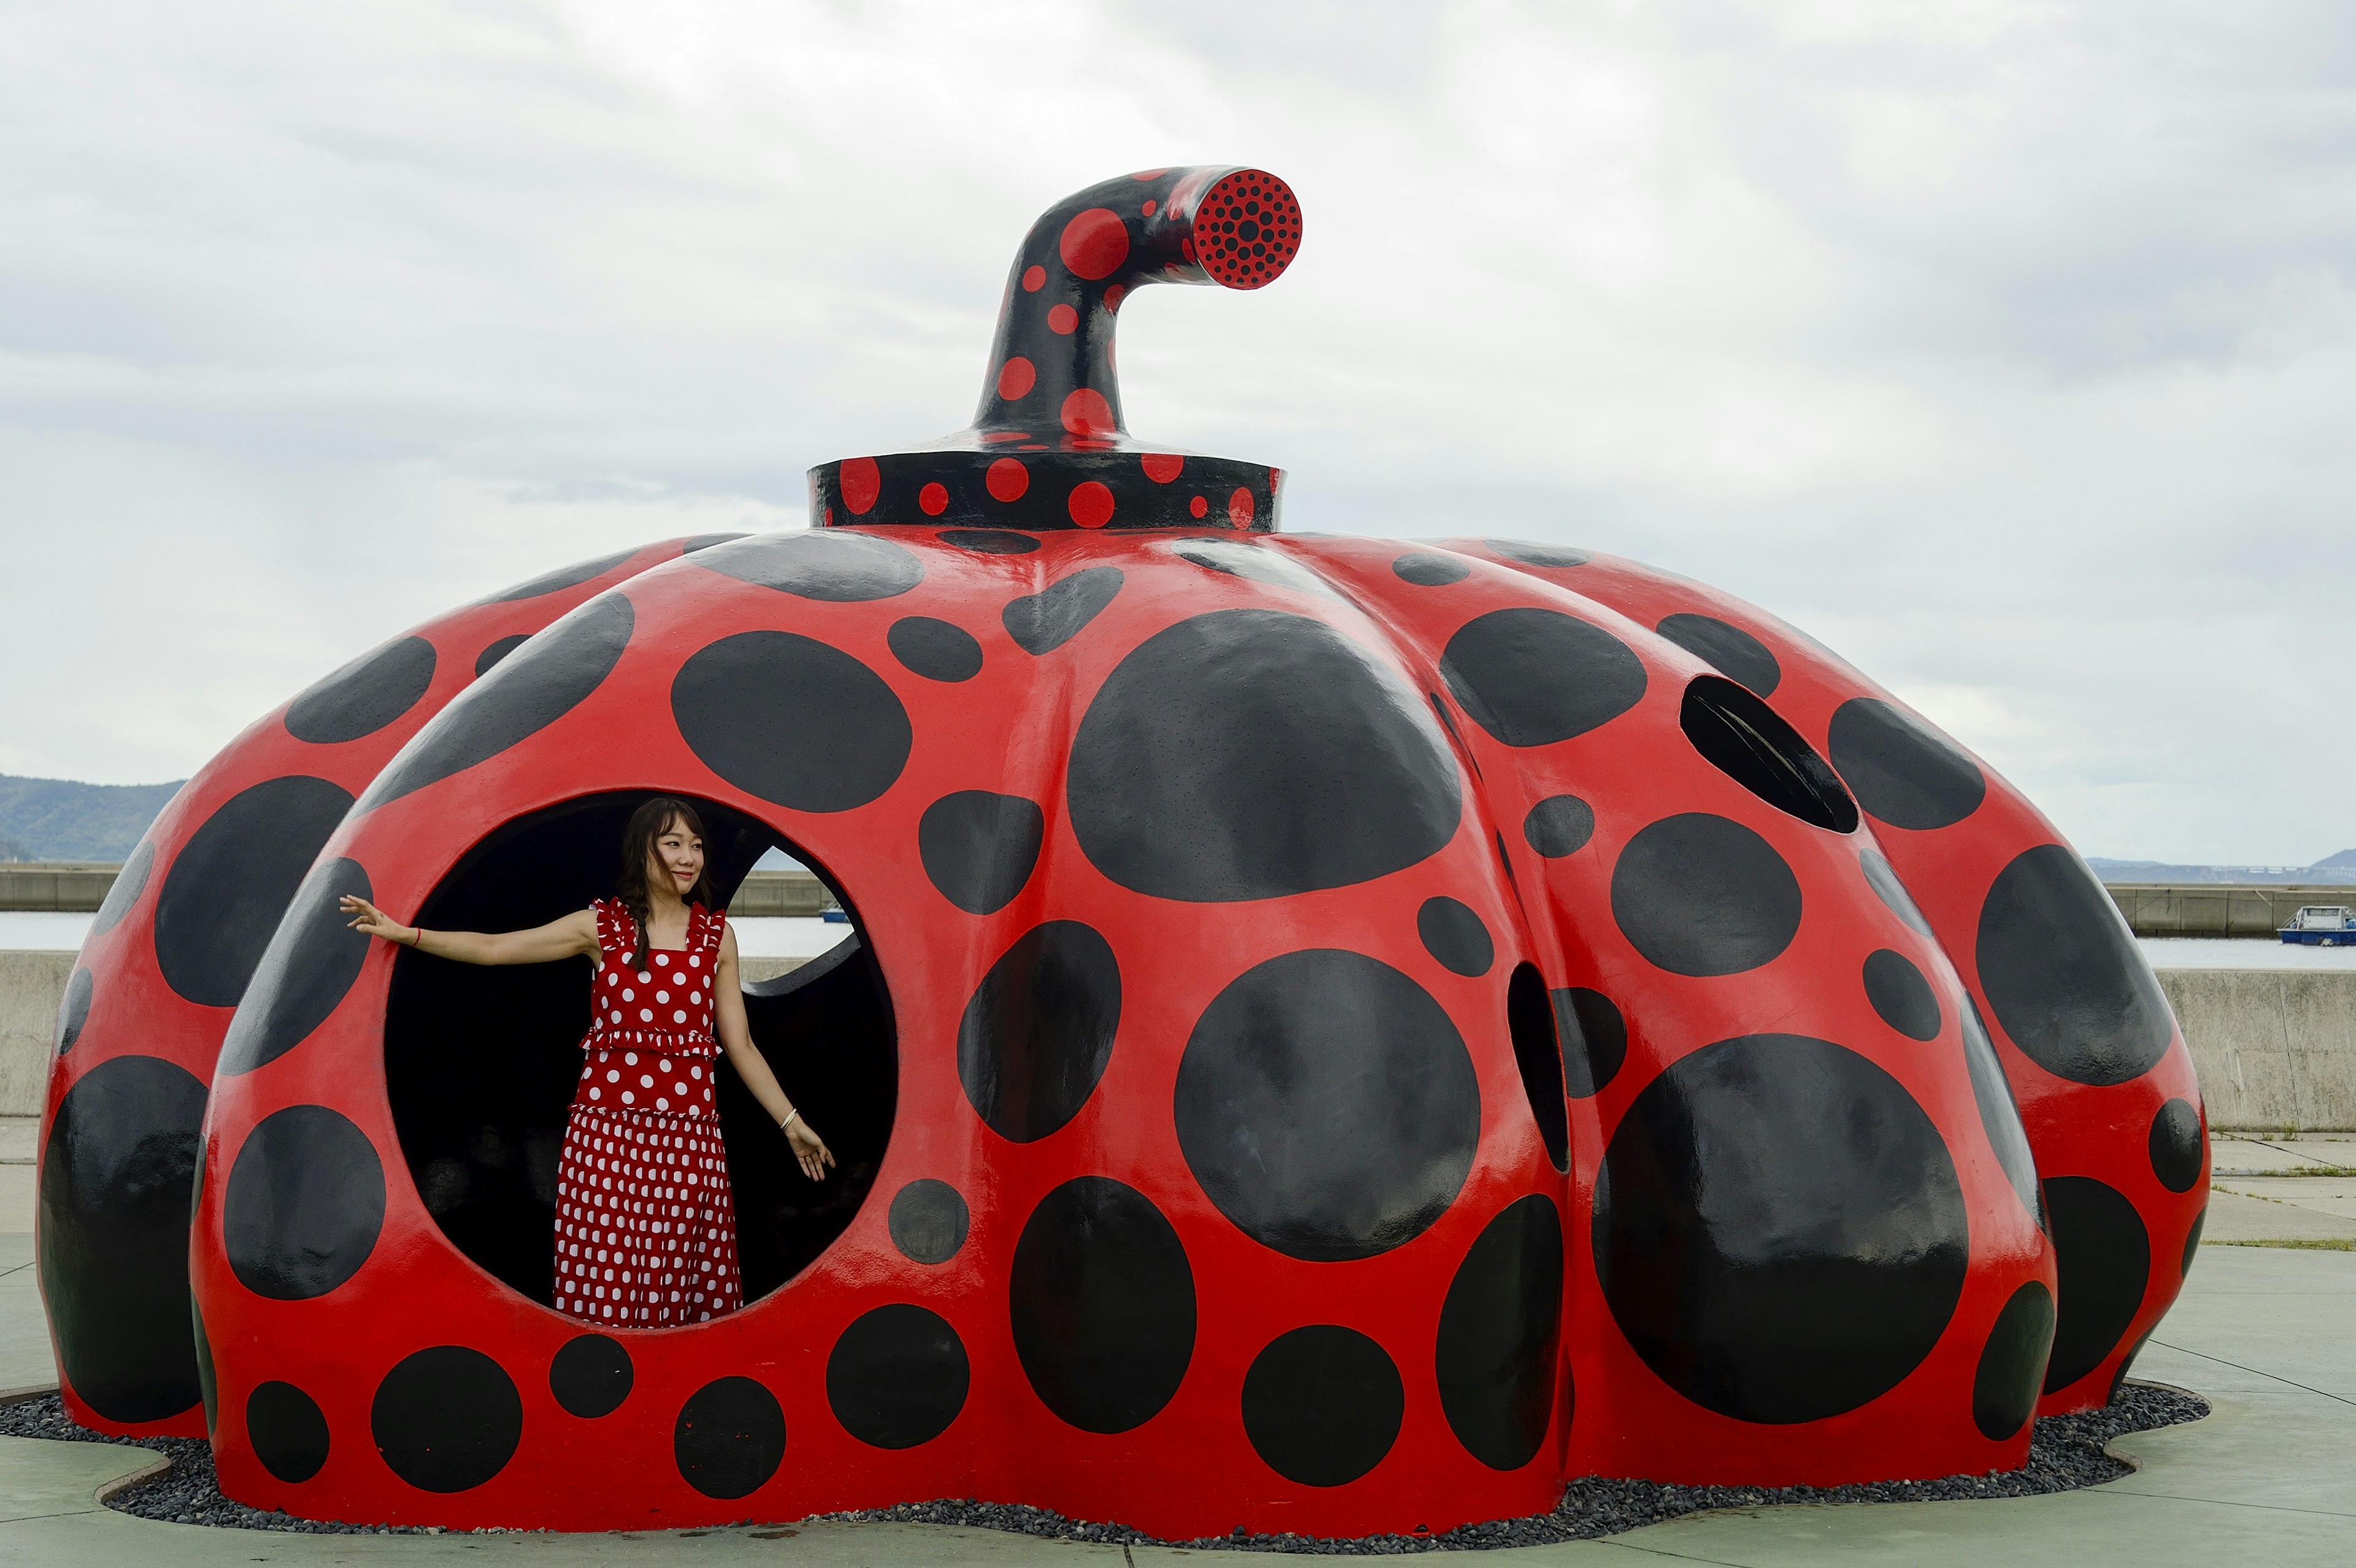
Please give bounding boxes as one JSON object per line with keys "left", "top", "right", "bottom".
{"left": 1022, "top": 264, "right": 1045, "bottom": 291}
{"left": 1068, "top": 481, "right": 1115, "bottom": 529}
{"left": 918, "top": 482, "right": 949, "bottom": 516}
{"left": 1189, "top": 495, "right": 1208, "bottom": 518}
{"left": 1047, "top": 304, "right": 1078, "bottom": 335}
{"left": 1060, "top": 389, "right": 1115, "bottom": 438}
{"left": 996, "top": 358, "right": 1036, "bottom": 399}
{"left": 987, "top": 458, "right": 1030, "bottom": 502}
{"left": 1059, "top": 208, "right": 1131, "bottom": 280}
{"left": 1229, "top": 488, "right": 1256, "bottom": 529}
{"left": 1142, "top": 199, "right": 1158, "bottom": 217}
{"left": 1141, "top": 453, "right": 1184, "bottom": 484}
{"left": 839, "top": 457, "right": 880, "bottom": 515}
{"left": 1104, "top": 284, "right": 1126, "bottom": 313}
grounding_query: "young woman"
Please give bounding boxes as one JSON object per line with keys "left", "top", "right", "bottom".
{"left": 339, "top": 797, "right": 834, "bottom": 1326}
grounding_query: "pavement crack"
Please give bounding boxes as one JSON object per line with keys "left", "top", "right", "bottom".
{"left": 2146, "top": 1339, "right": 2356, "bottom": 1407}
{"left": 2103, "top": 1485, "right": 2356, "bottom": 1520}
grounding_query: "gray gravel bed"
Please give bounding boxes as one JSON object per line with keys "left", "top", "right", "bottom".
{"left": 0, "top": 1383, "right": 2206, "bottom": 1547}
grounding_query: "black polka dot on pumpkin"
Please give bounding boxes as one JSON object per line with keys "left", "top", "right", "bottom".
{"left": 1863, "top": 949, "right": 1942, "bottom": 1041}
{"left": 672, "top": 629, "right": 910, "bottom": 813}
{"left": 155, "top": 775, "right": 355, "bottom": 1007}
{"left": 1592, "top": 1034, "right": 1969, "bottom": 1424}
{"left": 887, "top": 617, "right": 984, "bottom": 682}
{"left": 1610, "top": 813, "right": 1803, "bottom": 977}
{"left": 1068, "top": 609, "right": 1461, "bottom": 903}
{"left": 1961, "top": 1000, "right": 2044, "bottom": 1228}
{"left": 888, "top": 1179, "right": 970, "bottom": 1264}
{"left": 1009, "top": 1177, "right": 1195, "bottom": 1434}
{"left": 826, "top": 1304, "right": 971, "bottom": 1450}
{"left": 1522, "top": 794, "right": 1595, "bottom": 858}
{"left": 940, "top": 528, "right": 1039, "bottom": 555}
{"left": 217, "top": 858, "right": 374, "bottom": 1075}
{"left": 37, "top": 1054, "right": 206, "bottom": 1424}
{"left": 2149, "top": 1100, "right": 2204, "bottom": 1193}
{"left": 1553, "top": 988, "right": 1627, "bottom": 1099}
{"left": 1860, "top": 847, "right": 1934, "bottom": 936}
{"left": 1977, "top": 845, "right": 2173, "bottom": 1086}
{"left": 549, "top": 1334, "right": 633, "bottom": 1419}
{"left": 957, "top": 921, "right": 1121, "bottom": 1143}
{"left": 1827, "top": 698, "right": 1986, "bottom": 831}
{"left": 2040, "top": 1176, "right": 2150, "bottom": 1394}
{"left": 1175, "top": 539, "right": 1334, "bottom": 598}
{"left": 363, "top": 593, "right": 633, "bottom": 809}
{"left": 1972, "top": 1282, "right": 2055, "bottom": 1442}
{"left": 1485, "top": 539, "right": 1591, "bottom": 567}
{"left": 372, "top": 1347, "right": 521, "bottom": 1493}
{"left": 1241, "top": 1326, "right": 1404, "bottom": 1486}
{"left": 1176, "top": 949, "right": 1479, "bottom": 1261}
{"left": 90, "top": 839, "right": 153, "bottom": 938}
{"left": 247, "top": 1380, "right": 331, "bottom": 1483}
{"left": 693, "top": 530, "right": 923, "bottom": 601}
{"left": 674, "top": 1377, "right": 785, "bottom": 1499}
{"left": 53, "top": 967, "right": 92, "bottom": 1054}
{"left": 1437, "top": 1194, "right": 1564, "bottom": 1470}
{"left": 472, "top": 634, "right": 529, "bottom": 677}
{"left": 1393, "top": 551, "right": 1469, "bottom": 586}
{"left": 285, "top": 635, "right": 436, "bottom": 745}
{"left": 1440, "top": 608, "right": 1646, "bottom": 748}
{"left": 2181, "top": 1206, "right": 2205, "bottom": 1280}
{"left": 1003, "top": 567, "right": 1124, "bottom": 655}
{"left": 920, "top": 791, "right": 1045, "bottom": 915}
{"left": 222, "top": 1104, "right": 386, "bottom": 1301}
{"left": 483, "top": 547, "right": 635, "bottom": 603}
{"left": 1417, "top": 897, "right": 1493, "bottom": 977}
{"left": 1655, "top": 613, "right": 1781, "bottom": 697}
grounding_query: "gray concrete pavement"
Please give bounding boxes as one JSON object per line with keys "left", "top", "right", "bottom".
{"left": 2210, "top": 1132, "right": 2356, "bottom": 1174}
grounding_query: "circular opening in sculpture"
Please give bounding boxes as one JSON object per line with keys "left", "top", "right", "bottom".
{"left": 383, "top": 790, "right": 898, "bottom": 1315}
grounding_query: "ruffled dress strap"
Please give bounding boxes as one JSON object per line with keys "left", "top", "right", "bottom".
{"left": 591, "top": 897, "right": 634, "bottom": 963}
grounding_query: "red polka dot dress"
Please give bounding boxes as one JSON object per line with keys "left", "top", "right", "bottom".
{"left": 552, "top": 900, "right": 742, "bottom": 1325}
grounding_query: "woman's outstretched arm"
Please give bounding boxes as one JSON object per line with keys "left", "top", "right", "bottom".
{"left": 712, "top": 926, "right": 836, "bottom": 1183}
{"left": 339, "top": 896, "right": 599, "bottom": 966}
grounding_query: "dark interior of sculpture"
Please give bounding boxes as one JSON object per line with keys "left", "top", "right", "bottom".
{"left": 383, "top": 791, "right": 898, "bottom": 1306}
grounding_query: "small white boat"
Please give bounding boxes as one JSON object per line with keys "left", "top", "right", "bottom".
{"left": 2280, "top": 905, "right": 2355, "bottom": 946}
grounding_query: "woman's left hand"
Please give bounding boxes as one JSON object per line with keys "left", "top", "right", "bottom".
{"left": 785, "top": 1118, "right": 835, "bottom": 1182}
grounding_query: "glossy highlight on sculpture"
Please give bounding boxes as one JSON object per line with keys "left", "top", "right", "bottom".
{"left": 38, "top": 164, "right": 2207, "bottom": 1536}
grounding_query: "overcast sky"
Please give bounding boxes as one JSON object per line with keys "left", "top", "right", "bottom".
{"left": 5, "top": 1, "right": 2353, "bottom": 864}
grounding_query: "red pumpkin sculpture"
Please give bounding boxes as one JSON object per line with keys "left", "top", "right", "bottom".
{"left": 40, "top": 165, "right": 2204, "bottom": 1537}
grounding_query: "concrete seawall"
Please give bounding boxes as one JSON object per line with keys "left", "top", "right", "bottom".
{"left": 0, "top": 951, "right": 812, "bottom": 1118}
{"left": 2157, "top": 968, "right": 2356, "bottom": 1133}
{"left": 4, "top": 947, "right": 2350, "bottom": 1128}
{"left": 0, "top": 863, "right": 835, "bottom": 917}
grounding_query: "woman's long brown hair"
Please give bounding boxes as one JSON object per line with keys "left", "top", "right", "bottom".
{"left": 615, "top": 797, "right": 716, "bottom": 967}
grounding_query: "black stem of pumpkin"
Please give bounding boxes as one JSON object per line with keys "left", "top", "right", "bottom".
{"left": 970, "top": 167, "right": 1303, "bottom": 445}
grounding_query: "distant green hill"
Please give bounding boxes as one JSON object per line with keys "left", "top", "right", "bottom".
{"left": 0, "top": 774, "right": 185, "bottom": 862}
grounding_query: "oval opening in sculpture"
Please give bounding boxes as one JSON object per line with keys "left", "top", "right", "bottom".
{"left": 383, "top": 790, "right": 898, "bottom": 1311}
{"left": 1679, "top": 675, "right": 1859, "bottom": 833}
{"left": 1504, "top": 962, "right": 1569, "bottom": 1173}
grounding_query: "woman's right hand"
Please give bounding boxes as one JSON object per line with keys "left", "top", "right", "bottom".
{"left": 340, "top": 894, "right": 414, "bottom": 946}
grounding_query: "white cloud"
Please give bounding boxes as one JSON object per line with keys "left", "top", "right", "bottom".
{"left": 2, "top": 0, "right": 2353, "bottom": 863}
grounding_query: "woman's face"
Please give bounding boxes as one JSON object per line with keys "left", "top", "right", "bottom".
{"left": 647, "top": 816, "right": 705, "bottom": 899}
